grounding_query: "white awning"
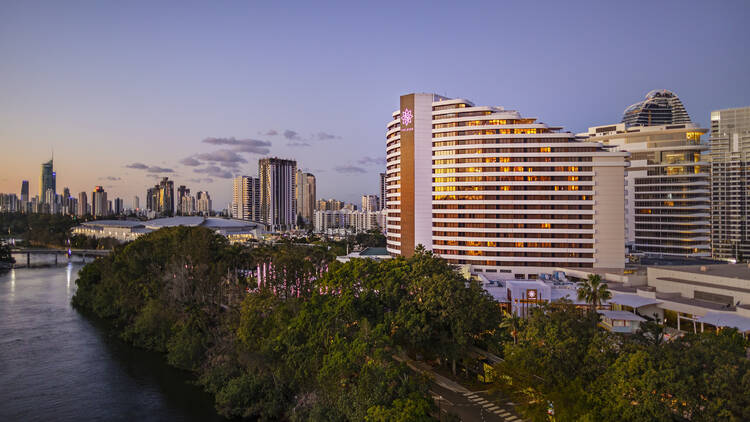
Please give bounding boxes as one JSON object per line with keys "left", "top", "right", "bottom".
{"left": 697, "top": 312, "right": 750, "bottom": 332}
{"left": 598, "top": 310, "right": 646, "bottom": 322}
{"left": 610, "top": 293, "right": 661, "bottom": 309}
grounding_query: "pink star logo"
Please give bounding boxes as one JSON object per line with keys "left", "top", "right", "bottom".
{"left": 401, "top": 108, "right": 413, "bottom": 126}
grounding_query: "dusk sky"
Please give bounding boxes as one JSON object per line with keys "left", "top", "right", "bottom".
{"left": 2, "top": 0, "right": 749, "bottom": 208}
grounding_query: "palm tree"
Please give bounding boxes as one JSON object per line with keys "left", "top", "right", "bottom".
{"left": 577, "top": 274, "right": 611, "bottom": 310}
{"left": 499, "top": 310, "right": 522, "bottom": 344}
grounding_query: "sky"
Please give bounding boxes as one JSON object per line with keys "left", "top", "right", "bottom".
{"left": 1, "top": 0, "right": 749, "bottom": 209}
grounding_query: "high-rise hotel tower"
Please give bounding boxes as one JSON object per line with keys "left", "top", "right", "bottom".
{"left": 582, "top": 90, "right": 710, "bottom": 258}
{"left": 710, "top": 106, "right": 750, "bottom": 261}
{"left": 385, "top": 93, "right": 628, "bottom": 279}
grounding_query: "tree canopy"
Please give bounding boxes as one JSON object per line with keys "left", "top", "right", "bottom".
{"left": 72, "top": 226, "right": 501, "bottom": 420}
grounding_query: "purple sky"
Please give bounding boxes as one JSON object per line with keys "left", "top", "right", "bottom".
{"left": 1, "top": 0, "right": 749, "bottom": 208}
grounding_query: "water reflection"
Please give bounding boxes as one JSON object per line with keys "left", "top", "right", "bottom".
{"left": 0, "top": 266, "right": 225, "bottom": 421}
{"left": 66, "top": 262, "right": 72, "bottom": 294}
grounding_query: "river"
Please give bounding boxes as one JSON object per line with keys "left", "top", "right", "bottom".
{"left": 0, "top": 264, "right": 226, "bottom": 421}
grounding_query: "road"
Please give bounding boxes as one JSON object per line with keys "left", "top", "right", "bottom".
{"left": 430, "top": 383, "right": 524, "bottom": 422}
{"left": 394, "top": 355, "right": 525, "bottom": 422}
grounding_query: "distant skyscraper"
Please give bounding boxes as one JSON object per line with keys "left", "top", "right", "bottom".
{"left": 133, "top": 195, "right": 140, "bottom": 211}
{"left": 232, "top": 176, "right": 261, "bottom": 221}
{"left": 146, "top": 187, "right": 158, "bottom": 212}
{"left": 114, "top": 198, "right": 124, "bottom": 215}
{"left": 295, "top": 170, "right": 316, "bottom": 223}
{"left": 39, "top": 159, "right": 55, "bottom": 203}
{"left": 92, "top": 186, "right": 107, "bottom": 217}
{"left": 361, "top": 194, "right": 378, "bottom": 213}
{"left": 147, "top": 178, "right": 174, "bottom": 216}
{"left": 181, "top": 195, "right": 196, "bottom": 215}
{"left": 259, "top": 157, "right": 297, "bottom": 231}
{"left": 196, "top": 191, "right": 212, "bottom": 215}
{"left": 20, "top": 180, "right": 29, "bottom": 203}
{"left": 158, "top": 177, "right": 174, "bottom": 216}
{"left": 77, "top": 191, "right": 88, "bottom": 217}
{"left": 177, "top": 185, "right": 190, "bottom": 215}
{"left": 622, "top": 89, "right": 691, "bottom": 127}
{"left": 379, "top": 172, "right": 386, "bottom": 211}
{"left": 710, "top": 106, "right": 750, "bottom": 261}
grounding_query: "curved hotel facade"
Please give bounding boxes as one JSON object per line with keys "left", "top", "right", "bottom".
{"left": 386, "top": 93, "right": 628, "bottom": 279}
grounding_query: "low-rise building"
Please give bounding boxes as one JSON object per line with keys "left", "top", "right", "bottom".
{"left": 73, "top": 216, "right": 265, "bottom": 243}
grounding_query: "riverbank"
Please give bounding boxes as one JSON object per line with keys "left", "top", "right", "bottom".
{"left": 0, "top": 265, "right": 224, "bottom": 421}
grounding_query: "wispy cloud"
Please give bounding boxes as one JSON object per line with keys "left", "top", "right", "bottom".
{"left": 316, "top": 131, "right": 340, "bottom": 141}
{"left": 287, "top": 141, "right": 312, "bottom": 147}
{"left": 195, "top": 150, "right": 247, "bottom": 168}
{"left": 334, "top": 165, "right": 366, "bottom": 174}
{"left": 126, "top": 163, "right": 173, "bottom": 173}
{"left": 202, "top": 137, "right": 271, "bottom": 155}
{"left": 99, "top": 176, "right": 121, "bottom": 181}
{"left": 283, "top": 129, "right": 300, "bottom": 140}
{"left": 180, "top": 157, "right": 201, "bottom": 167}
{"left": 194, "top": 165, "right": 234, "bottom": 179}
{"left": 261, "top": 129, "right": 278, "bottom": 136}
{"left": 357, "top": 156, "right": 386, "bottom": 166}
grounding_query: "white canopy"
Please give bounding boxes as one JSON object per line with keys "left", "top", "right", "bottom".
{"left": 610, "top": 293, "right": 662, "bottom": 309}
{"left": 598, "top": 310, "right": 646, "bottom": 322}
{"left": 698, "top": 312, "right": 750, "bottom": 332}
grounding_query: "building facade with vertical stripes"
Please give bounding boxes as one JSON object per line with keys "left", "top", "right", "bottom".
{"left": 386, "top": 93, "right": 628, "bottom": 279}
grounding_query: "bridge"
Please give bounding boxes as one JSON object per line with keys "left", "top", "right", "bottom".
{"left": 10, "top": 248, "right": 110, "bottom": 267}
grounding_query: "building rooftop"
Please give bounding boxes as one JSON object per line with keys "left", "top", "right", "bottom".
{"left": 359, "top": 247, "right": 389, "bottom": 256}
{"left": 651, "top": 264, "right": 750, "bottom": 280}
{"left": 610, "top": 292, "right": 661, "bottom": 309}
{"left": 80, "top": 220, "right": 145, "bottom": 228}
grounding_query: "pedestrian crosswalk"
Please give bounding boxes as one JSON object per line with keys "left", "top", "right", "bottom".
{"left": 462, "top": 392, "right": 524, "bottom": 421}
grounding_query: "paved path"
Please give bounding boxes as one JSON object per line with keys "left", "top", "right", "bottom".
{"left": 394, "top": 355, "right": 526, "bottom": 421}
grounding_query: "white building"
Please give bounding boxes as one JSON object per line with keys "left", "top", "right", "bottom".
{"left": 386, "top": 93, "right": 628, "bottom": 280}
{"left": 232, "top": 176, "right": 261, "bottom": 221}
{"left": 314, "top": 209, "right": 385, "bottom": 234}
{"left": 581, "top": 103, "right": 710, "bottom": 258}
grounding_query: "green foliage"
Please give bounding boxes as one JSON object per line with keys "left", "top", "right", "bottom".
{"left": 69, "top": 234, "right": 120, "bottom": 250}
{"left": 0, "top": 212, "right": 78, "bottom": 247}
{"left": 214, "top": 371, "right": 291, "bottom": 420}
{"left": 0, "top": 241, "right": 15, "bottom": 266}
{"left": 73, "top": 226, "right": 502, "bottom": 420}
{"left": 577, "top": 273, "right": 612, "bottom": 308}
{"left": 493, "top": 304, "right": 750, "bottom": 421}
{"left": 354, "top": 228, "right": 386, "bottom": 248}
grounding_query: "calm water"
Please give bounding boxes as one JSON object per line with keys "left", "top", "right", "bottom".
{"left": 0, "top": 265, "right": 225, "bottom": 422}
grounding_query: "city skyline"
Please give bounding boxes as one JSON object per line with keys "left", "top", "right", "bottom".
{"left": 2, "top": 1, "right": 749, "bottom": 206}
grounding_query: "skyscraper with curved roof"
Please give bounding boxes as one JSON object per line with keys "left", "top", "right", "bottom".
{"left": 622, "top": 90, "right": 692, "bottom": 127}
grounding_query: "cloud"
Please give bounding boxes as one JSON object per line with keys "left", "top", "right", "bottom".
{"left": 195, "top": 150, "right": 247, "bottom": 168}
{"left": 334, "top": 165, "right": 367, "bottom": 174}
{"left": 99, "top": 176, "right": 121, "bottom": 181}
{"left": 262, "top": 129, "right": 278, "bottom": 136}
{"left": 316, "top": 131, "right": 340, "bottom": 141}
{"left": 202, "top": 137, "right": 271, "bottom": 154}
{"left": 283, "top": 129, "right": 300, "bottom": 140}
{"left": 194, "top": 165, "right": 234, "bottom": 179}
{"left": 126, "top": 162, "right": 173, "bottom": 173}
{"left": 287, "top": 141, "right": 312, "bottom": 147}
{"left": 188, "top": 177, "right": 215, "bottom": 184}
{"left": 357, "top": 156, "right": 387, "bottom": 166}
{"left": 146, "top": 166, "right": 174, "bottom": 173}
{"left": 180, "top": 157, "right": 201, "bottom": 166}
